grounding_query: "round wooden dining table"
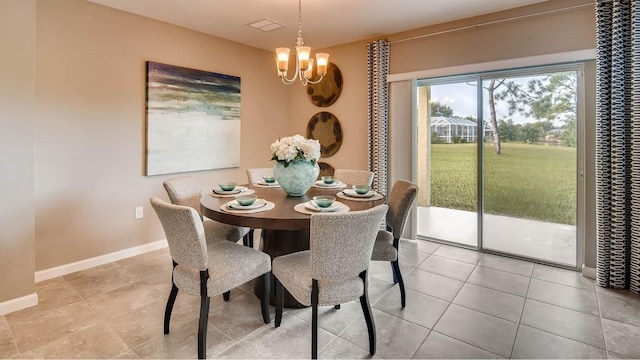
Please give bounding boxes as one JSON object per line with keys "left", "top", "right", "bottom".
{"left": 200, "top": 184, "right": 386, "bottom": 307}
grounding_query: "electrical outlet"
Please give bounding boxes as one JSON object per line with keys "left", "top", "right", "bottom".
{"left": 135, "top": 206, "right": 143, "bottom": 219}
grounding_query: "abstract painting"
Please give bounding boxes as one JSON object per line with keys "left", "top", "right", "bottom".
{"left": 146, "top": 61, "right": 241, "bottom": 176}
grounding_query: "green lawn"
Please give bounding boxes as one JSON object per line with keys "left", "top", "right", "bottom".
{"left": 430, "top": 142, "right": 577, "bottom": 225}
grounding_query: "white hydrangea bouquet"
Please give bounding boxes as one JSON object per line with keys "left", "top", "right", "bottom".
{"left": 270, "top": 134, "right": 321, "bottom": 167}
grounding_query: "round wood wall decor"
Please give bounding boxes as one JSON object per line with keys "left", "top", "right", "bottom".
{"left": 317, "top": 162, "right": 335, "bottom": 179}
{"left": 306, "top": 111, "right": 343, "bottom": 157}
{"left": 306, "top": 62, "right": 343, "bottom": 107}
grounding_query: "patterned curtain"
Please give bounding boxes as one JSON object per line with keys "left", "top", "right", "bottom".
{"left": 367, "top": 40, "right": 390, "bottom": 196}
{"left": 595, "top": 0, "right": 640, "bottom": 294}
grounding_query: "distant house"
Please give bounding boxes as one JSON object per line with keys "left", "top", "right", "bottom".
{"left": 430, "top": 116, "right": 494, "bottom": 143}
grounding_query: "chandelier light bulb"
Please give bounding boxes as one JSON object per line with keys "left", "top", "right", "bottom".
{"left": 276, "top": 48, "right": 291, "bottom": 73}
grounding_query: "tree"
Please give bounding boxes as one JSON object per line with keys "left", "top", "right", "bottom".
{"left": 561, "top": 118, "right": 577, "bottom": 147}
{"left": 521, "top": 123, "right": 542, "bottom": 144}
{"left": 498, "top": 119, "right": 521, "bottom": 141}
{"left": 486, "top": 79, "right": 505, "bottom": 155}
{"left": 494, "top": 72, "right": 577, "bottom": 147}
{"left": 430, "top": 101, "right": 454, "bottom": 116}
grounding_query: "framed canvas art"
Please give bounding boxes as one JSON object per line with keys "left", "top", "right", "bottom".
{"left": 145, "top": 61, "right": 241, "bottom": 176}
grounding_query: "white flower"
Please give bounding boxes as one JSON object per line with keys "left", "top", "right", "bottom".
{"left": 271, "top": 135, "right": 321, "bottom": 164}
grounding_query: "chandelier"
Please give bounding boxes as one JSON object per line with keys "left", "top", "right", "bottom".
{"left": 275, "top": 0, "right": 329, "bottom": 86}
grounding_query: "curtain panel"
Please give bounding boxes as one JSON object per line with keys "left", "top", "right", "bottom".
{"left": 367, "top": 40, "right": 390, "bottom": 196}
{"left": 595, "top": 0, "right": 640, "bottom": 293}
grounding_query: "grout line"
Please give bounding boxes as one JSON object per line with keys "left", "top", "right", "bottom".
{"left": 429, "top": 330, "right": 507, "bottom": 359}
{"left": 409, "top": 329, "right": 433, "bottom": 359}
{"left": 594, "top": 289, "right": 609, "bottom": 353}
{"left": 1, "top": 316, "right": 20, "bottom": 358}
{"left": 423, "top": 261, "right": 480, "bottom": 351}
{"left": 517, "top": 320, "right": 607, "bottom": 352}
{"left": 509, "top": 268, "right": 533, "bottom": 358}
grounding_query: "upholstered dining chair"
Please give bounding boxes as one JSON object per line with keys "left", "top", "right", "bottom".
{"left": 333, "top": 169, "right": 374, "bottom": 186}
{"left": 272, "top": 205, "right": 388, "bottom": 359}
{"left": 246, "top": 167, "right": 274, "bottom": 184}
{"left": 371, "top": 179, "right": 418, "bottom": 308}
{"left": 150, "top": 197, "right": 271, "bottom": 360}
{"left": 243, "top": 168, "right": 275, "bottom": 248}
{"left": 163, "top": 176, "right": 251, "bottom": 246}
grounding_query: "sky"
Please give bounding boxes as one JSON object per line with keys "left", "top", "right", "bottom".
{"left": 428, "top": 75, "right": 560, "bottom": 126}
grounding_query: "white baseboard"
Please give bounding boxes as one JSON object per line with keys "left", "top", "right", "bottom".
{"left": 582, "top": 264, "right": 596, "bottom": 279}
{"left": 35, "top": 239, "right": 168, "bottom": 283}
{"left": 0, "top": 293, "right": 38, "bottom": 315}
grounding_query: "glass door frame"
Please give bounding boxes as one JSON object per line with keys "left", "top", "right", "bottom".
{"left": 416, "top": 63, "right": 586, "bottom": 270}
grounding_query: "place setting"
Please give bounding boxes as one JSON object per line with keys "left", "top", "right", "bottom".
{"left": 294, "top": 195, "right": 350, "bottom": 215}
{"left": 253, "top": 175, "right": 281, "bottom": 188}
{"left": 311, "top": 175, "right": 348, "bottom": 189}
{"left": 336, "top": 184, "right": 384, "bottom": 201}
{"left": 220, "top": 193, "right": 275, "bottom": 214}
{"left": 210, "top": 182, "right": 256, "bottom": 198}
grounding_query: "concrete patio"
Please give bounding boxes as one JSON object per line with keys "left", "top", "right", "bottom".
{"left": 417, "top": 206, "right": 577, "bottom": 267}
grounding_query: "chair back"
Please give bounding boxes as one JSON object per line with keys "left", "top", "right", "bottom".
{"left": 246, "top": 168, "right": 274, "bottom": 184}
{"left": 163, "top": 176, "right": 203, "bottom": 217}
{"left": 387, "top": 180, "right": 418, "bottom": 239}
{"left": 310, "top": 205, "right": 388, "bottom": 280}
{"left": 334, "top": 169, "right": 374, "bottom": 186}
{"left": 150, "top": 197, "right": 208, "bottom": 271}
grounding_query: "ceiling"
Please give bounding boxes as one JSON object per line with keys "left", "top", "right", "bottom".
{"left": 89, "top": 0, "right": 550, "bottom": 51}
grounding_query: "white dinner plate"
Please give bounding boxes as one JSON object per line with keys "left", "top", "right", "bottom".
{"left": 213, "top": 186, "right": 247, "bottom": 195}
{"left": 304, "top": 201, "right": 342, "bottom": 212}
{"left": 342, "top": 189, "right": 377, "bottom": 198}
{"left": 226, "top": 198, "right": 267, "bottom": 210}
{"left": 256, "top": 181, "right": 279, "bottom": 186}
{"left": 314, "top": 180, "right": 344, "bottom": 187}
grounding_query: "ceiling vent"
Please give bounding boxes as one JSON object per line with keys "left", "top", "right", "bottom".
{"left": 247, "top": 18, "right": 284, "bottom": 32}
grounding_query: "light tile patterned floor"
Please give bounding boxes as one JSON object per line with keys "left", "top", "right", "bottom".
{"left": 2, "top": 239, "right": 640, "bottom": 359}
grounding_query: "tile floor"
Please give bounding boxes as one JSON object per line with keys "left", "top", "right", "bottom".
{"left": 2, "top": 239, "right": 640, "bottom": 359}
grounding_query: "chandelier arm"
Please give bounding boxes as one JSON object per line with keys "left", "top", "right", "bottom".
{"left": 280, "top": 75, "right": 298, "bottom": 85}
{"left": 304, "top": 74, "right": 325, "bottom": 85}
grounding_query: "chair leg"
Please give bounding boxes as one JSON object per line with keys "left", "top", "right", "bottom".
{"left": 164, "top": 284, "right": 179, "bottom": 334}
{"left": 392, "top": 260, "right": 406, "bottom": 308}
{"left": 311, "top": 279, "right": 319, "bottom": 360}
{"left": 243, "top": 229, "right": 255, "bottom": 248}
{"left": 275, "top": 277, "right": 283, "bottom": 327}
{"left": 261, "top": 272, "right": 270, "bottom": 324}
{"left": 197, "top": 270, "right": 210, "bottom": 360}
{"left": 223, "top": 291, "right": 230, "bottom": 301}
{"left": 390, "top": 261, "right": 399, "bottom": 284}
{"left": 359, "top": 271, "right": 376, "bottom": 355}
{"left": 197, "top": 296, "right": 210, "bottom": 359}
{"left": 164, "top": 260, "right": 179, "bottom": 334}
{"left": 242, "top": 234, "right": 249, "bottom": 247}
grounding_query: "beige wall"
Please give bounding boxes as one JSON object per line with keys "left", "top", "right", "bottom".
{"left": 0, "top": 0, "right": 37, "bottom": 302}
{"left": 389, "top": 0, "right": 595, "bottom": 73}
{"left": 33, "top": 0, "right": 289, "bottom": 270}
{"left": 287, "top": 41, "right": 371, "bottom": 171}
{"left": 289, "top": 0, "right": 597, "bottom": 267}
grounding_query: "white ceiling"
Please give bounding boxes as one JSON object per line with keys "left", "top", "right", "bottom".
{"left": 89, "top": 0, "right": 549, "bottom": 51}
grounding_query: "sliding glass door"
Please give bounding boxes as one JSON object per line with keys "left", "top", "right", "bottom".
{"left": 416, "top": 65, "right": 581, "bottom": 267}
{"left": 481, "top": 71, "right": 578, "bottom": 266}
{"left": 416, "top": 78, "right": 479, "bottom": 248}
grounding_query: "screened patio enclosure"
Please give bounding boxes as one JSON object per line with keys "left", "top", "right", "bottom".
{"left": 430, "top": 116, "right": 493, "bottom": 143}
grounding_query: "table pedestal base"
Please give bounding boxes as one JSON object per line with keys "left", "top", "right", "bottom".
{"left": 253, "top": 229, "right": 309, "bottom": 308}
